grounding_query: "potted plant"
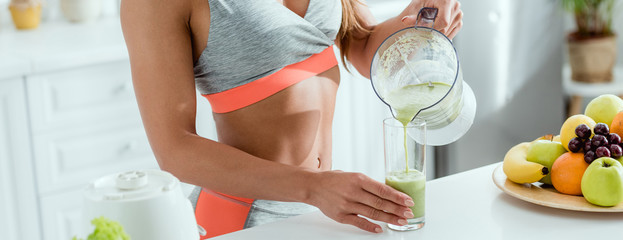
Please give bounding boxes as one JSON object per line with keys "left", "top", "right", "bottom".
{"left": 562, "top": 0, "right": 618, "bottom": 83}
{"left": 8, "top": 0, "right": 42, "bottom": 30}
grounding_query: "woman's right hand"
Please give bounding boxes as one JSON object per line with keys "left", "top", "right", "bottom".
{"left": 306, "top": 170, "right": 415, "bottom": 233}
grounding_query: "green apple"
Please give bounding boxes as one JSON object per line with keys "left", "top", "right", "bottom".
{"left": 585, "top": 94, "right": 623, "bottom": 125}
{"left": 526, "top": 140, "right": 567, "bottom": 185}
{"left": 581, "top": 157, "right": 623, "bottom": 207}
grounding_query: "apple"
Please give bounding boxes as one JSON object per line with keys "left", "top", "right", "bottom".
{"left": 581, "top": 157, "right": 623, "bottom": 207}
{"left": 526, "top": 140, "right": 567, "bottom": 185}
{"left": 585, "top": 94, "right": 623, "bottom": 125}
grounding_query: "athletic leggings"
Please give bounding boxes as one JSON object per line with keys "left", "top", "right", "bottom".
{"left": 189, "top": 187, "right": 318, "bottom": 239}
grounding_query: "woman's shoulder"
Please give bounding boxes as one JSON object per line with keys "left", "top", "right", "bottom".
{"left": 120, "top": 0, "right": 197, "bottom": 27}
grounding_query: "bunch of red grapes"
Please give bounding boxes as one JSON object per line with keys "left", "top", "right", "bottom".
{"left": 568, "top": 123, "right": 622, "bottom": 164}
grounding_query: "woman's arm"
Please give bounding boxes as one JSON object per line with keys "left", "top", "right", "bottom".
{"left": 120, "top": 0, "right": 318, "bottom": 203}
{"left": 346, "top": 0, "right": 463, "bottom": 78}
{"left": 120, "top": 0, "right": 413, "bottom": 233}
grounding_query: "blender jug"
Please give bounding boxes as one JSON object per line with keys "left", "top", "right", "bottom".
{"left": 370, "top": 8, "right": 476, "bottom": 146}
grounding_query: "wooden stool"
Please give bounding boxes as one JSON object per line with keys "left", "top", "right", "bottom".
{"left": 563, "top": 65, "right": 623, "bottom": 118}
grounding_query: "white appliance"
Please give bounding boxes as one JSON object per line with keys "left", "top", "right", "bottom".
{"left": 81, "top": 169, "right": 201, "bottom": 240}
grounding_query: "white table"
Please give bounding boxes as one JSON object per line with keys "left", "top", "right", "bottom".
{"left": 563, "top": 65, "right": 623, "bottom": 117}
{"left": 213, "top": 163, "right": 623, "bottom": 239}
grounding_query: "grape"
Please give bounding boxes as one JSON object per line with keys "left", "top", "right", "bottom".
{"left": 584, "top": 140, "right": 593, "bottom": 152}
{"left": 609, "top": 133, "right": 621, "bottom": 145}
{"left": 575, "top": 124, "right": 592, "bottom": 139}
{"left": 568, "top": 137, "right": 583, "bottom": 153}
{"left": 594, "top": 123, "right": 610, "bottom": 136}
{"left": 584, "top": 151, "right": 596, "bottom": 164}
{"left": 611, "top": 144, "right": 623, "bottom": 158}
{"left": 596, "top": 146, "right": 611, "bottom": 158}
{"left": 591, "top": 135, "right": 608, "bottom": 148}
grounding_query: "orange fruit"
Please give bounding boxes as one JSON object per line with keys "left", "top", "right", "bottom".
{"left": 610, "top": 111, "right": 623, "bottom": 137}
{"left": 550, "top": 152, "right": 589, "bottom": 195}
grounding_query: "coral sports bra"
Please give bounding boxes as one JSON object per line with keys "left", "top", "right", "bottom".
{"left": 193, "top": 0, "right": 342, "bottom": 113}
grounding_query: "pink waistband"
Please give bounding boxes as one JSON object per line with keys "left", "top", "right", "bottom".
{"left": 202, "top": 46, "right": 338, "bottom": 113}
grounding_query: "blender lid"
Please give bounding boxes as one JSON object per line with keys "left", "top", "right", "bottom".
{"left": 84, "top": 169, "right": 180, "bottom": 202}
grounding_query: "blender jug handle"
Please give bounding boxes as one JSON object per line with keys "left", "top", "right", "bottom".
{"left": 415, "top": 7, "right": 438, "bottom": 28}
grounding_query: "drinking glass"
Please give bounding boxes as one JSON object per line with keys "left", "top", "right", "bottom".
{"left": 383, "top": 118, "right": 426, "bottom": 231}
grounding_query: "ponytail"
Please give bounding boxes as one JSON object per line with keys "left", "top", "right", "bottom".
{"left": 337, "top": 0, "right": 371, "bottom": 70}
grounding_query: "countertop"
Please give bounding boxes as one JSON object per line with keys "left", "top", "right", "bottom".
{"left": 0, "top": 17, "right": 127, "bottom": 79}
{"left": 213, "top": 163, "right": 623, "bottom": 239}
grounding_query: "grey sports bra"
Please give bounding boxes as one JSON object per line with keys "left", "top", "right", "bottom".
{"left": 193, "top": 0, "right": 342, "bottom": 95}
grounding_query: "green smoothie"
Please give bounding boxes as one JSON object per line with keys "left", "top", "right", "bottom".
{"left": 384, "top": 82, "right": 450, "bottom": 173}
{"left": 385, "top": 170, "right": 426, "bottom": 219}
{"left": 384, "top": 83, "right": 437, "bottom": 220}
{"left": 384, "top": 82, "right": 452, "bottom": 127}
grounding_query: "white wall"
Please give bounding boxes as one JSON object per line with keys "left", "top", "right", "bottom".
{"left": 446, "top": 0, "right": 566, "bottom": 175}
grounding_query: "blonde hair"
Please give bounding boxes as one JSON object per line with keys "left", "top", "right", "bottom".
{"left": 337, "top": 0, "right": 371, "bottom": 68}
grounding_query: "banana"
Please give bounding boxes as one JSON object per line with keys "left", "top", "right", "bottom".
{"left": 503, "top": 142, "right": 549, "bottom": 184}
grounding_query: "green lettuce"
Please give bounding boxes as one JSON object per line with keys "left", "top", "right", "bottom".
{"left": 72, "top": 216, "right": 130, "bottom": 240}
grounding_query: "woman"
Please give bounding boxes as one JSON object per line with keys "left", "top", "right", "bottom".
{"left": 120, "top": 0, "right": 462, "bottom": 238}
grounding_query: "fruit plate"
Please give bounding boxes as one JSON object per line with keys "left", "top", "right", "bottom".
{"left": 492, "top": 164, "right": 623, "bottom": 212}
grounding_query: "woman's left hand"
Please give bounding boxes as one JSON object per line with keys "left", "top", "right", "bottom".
{"left": 399, "top": 0, "right": 463, "bottom": 39}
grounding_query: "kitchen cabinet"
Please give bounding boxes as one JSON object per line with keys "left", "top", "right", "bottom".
{"left": 0, "top": 18, "right": 161, "bottom": 240}
{"left": 26, "top": 60, "right": 156, "bottom": 195}
{"left": 28, "top": 61, "right": 160, "bottom": 240}
{"left": 39, "top": 188, "right": 84, "bottom": 240}
{"left": 0, "top": 78, "right": 41, "bottom": 240}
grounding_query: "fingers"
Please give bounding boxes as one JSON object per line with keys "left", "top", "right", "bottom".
{"left": 435, "top": 0, "right": 454, "bottom": 32}
{"left": 349, "top": 202, "right": 408, "bottom": 226}
{"left": 400, "top": 15, "right": 418, "bottom": 27}
{"left": 446, "top": 3, "right": 463, "bottom": 39}
{"left": 447, "top": 19, "right": 463, "bottom": 40}
{"left": 359, "top": 175, "right": 413, "bottom": 207}
{"left": 400, "top": 0, "right": 463, "bottom": 38}
{"left": 339, "top": 214, "right": 384, "bottom": 233}
{"left": 358, "top": 191, "right": 414, "bottom": 220}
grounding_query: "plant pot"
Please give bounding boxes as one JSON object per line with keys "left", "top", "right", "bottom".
{"left": 567, "top": 35, "right": 617, "bottom": 83}
{"left": 8, "top": 3, "right": 42, "bottom": 30}
{"left": 60, "top": 0, "right": 102, "bottom": 23}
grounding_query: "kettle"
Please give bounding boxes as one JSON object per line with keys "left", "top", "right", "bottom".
{"left": 370, "top": 7, "right": 476, "bottom": 146}
{"left": 81, "top": 169, "right": 202, "bottom": 240}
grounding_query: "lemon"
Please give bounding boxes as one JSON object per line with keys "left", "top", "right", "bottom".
{"left": 560, "top": 114, "right": 596, "bottom": 151}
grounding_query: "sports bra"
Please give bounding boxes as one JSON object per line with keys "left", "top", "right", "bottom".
{"left": 193, "top": 0, "right": 342, "bottom": 96}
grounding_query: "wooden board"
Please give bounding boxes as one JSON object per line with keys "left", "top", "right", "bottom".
{"left": 492, "top": 164, "right": 623, "bottom": 212}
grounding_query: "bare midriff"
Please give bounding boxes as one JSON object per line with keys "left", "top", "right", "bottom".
{"left": 212, "top": 66, "right": 340, "bottom": 171}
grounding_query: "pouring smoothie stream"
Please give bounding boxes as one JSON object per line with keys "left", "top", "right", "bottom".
{"left": 372, "top": 7, "right": 476, "bottom": 231}
{"left": 383, "top": 82, "right": 449, "bottom": 222}
{"left": 385, "top": 81, "right": 451, "bottom": 171}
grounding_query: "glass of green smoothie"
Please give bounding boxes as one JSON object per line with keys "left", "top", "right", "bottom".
{"left": 383, "top": 118, "right": 426, "bottom": 231}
